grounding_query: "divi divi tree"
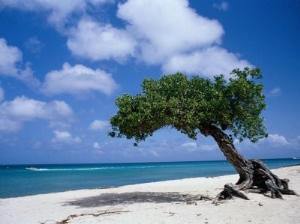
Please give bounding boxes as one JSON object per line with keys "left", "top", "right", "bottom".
{"left": 109, "top": 67, "right": 296, "bottom": 200}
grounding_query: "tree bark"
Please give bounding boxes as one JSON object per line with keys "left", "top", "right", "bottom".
{"left": 200, "top": 124, "right": 253, "bottom": 188}
{"left": 200, "top": 124, "right": 297, "bottom": 200}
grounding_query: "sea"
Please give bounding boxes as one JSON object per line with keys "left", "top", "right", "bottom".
{"left": 0, "top": 158, "right": 299, "bottom": 199}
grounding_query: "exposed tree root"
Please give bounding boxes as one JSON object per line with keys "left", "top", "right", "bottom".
{"left": 249, "top": 159, "right": 297, "bottom": 198}
{"left": 214, "top": 183, "right": 249, "bottom": 202}
{"left": 214, "top": 159, "right": 298, "bottom": 203}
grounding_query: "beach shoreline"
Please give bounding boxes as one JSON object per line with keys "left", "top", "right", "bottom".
{"left": 1, "top": 166, "right": 299, "bottom": 224}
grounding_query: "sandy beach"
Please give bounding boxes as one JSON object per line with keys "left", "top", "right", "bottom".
{"left": 1, "top": 165, "right": 299, "bottom": 224}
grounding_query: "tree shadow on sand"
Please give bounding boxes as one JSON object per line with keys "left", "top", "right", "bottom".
{"left": 64, "top": 192, "right": 212, "bottom": 208}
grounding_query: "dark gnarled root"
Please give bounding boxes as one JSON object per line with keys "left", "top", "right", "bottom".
{"left": 250, "top": 159, "right": 297, "bottom": 198}
{"left": 280, "top": 179, "right": 298, "bottom": 195}
{"left": 213, "top": 183, "right": 249, "bottom": 204}
{"left": 214, "top": 159, "right": 297, "bottom": 203}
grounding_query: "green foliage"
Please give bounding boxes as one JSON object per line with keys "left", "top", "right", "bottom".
{"left": 109, "top": 67, "right": 267, "bottom": 144}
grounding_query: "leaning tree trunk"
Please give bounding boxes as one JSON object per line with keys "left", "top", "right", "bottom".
{"left": 200, "top": 124, "right": 297, "bottom": 201}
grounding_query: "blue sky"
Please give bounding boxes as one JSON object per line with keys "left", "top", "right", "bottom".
{"left": 0, "top": 0, "right": 299, "bottom": 165}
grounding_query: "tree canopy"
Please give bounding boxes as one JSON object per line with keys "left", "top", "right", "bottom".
{"left": 109, "top": 67, "right": 267, "bottom": 145}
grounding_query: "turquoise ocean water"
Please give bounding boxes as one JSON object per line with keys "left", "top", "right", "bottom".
{"left": 0, "top": 158, "right": 299, "bottom": 199}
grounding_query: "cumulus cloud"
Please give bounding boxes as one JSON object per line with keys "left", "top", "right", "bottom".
{"left": 181, "top": 142, "right": 198, "bottom": 152}
{"left": 213, "top": 2, "right": 229, "bottom": 11}
{"left": 0, "top": 96, "right": 73, "bottom": 132}
{"left": 89, "top": 120, "right": 110, "bottom": 131}
{"left": 0, "top": 0, "right": 81, "bottom": 30}
{"left": 67, "top": 18, "right": 137, "bottom": 62}
{"left": 0, "top": 38, "right": 21, "bottom": 76}
{"left": 65, "top": 0, "right": 250, "bottom": 77}
{"left": 117, "top": 0, "right": 223, "bottom": 65}
{"left": 0, "top": 38, "right": 39, "bottom": 86}
{"left": 235, "top": 133, "right": 299, "bottom": 153}
{"left": 162, "top": 46, "right": 253, "bottom": 77}
{"left": 2, "top": 0, "right": 253, "bottom": 78}
{"left": 52, "top": 130, "right": 81, "bottom": 144}
{"left": 265, "top": 134, "right": 291, "bottom": 147}
{"left": 41, "top": 63, "right": 118, "bottom": 96}
{"left": 0, "top": 0, "right": 112, "bottom": 29}
{"left": 235, "top": 133, "right": 300, "bottom": 159}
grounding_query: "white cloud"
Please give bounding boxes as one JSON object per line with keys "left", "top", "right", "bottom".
{"left": 0, "top": 96, "right": 73, "bottom": 132}
{"left": 265, "top": 134, "right": 291, "bottom": 147}
{"left": 2, "top": 0, "right": 252, "bottom": 78}
{"left": 0, "top": 87, "right": 4, "bottom": 101}
{"left": 0, "top": 0, "right": 112, "bottom": 29}
{"left": 52, "top": 130, "right": 81, "bottom": 144}
{"left": 181, "top": 142, "right": 197, "bottom": 152}
{"left": 117, "top": 0, "right": 223, "bottom": 65}
{"left": 0, "top": 1, "right": 85, "bottom": 14}
{"left": 267, "top": 87, "right": 282, "bottom": 97}
{"left": 24, "top": 37, "right": 43, "bottom": 54}
{"left": 0, "top": 38, "right": 40, "bottom": 86}
{"left": 181, "top": 142, "right": 197, "bottom": 148}
{"left": 180, "top": 141, "right": 218, "bottom": 152}
{"left": 199, "top": 144, "right": 218, "bottom": 151}
{"left": 235, "top": 133, "right": 300, "bottom": 159}
{"left": 249, "top": 133, "right": 292, "bottom": 149}
{"left": 0, "top": 119, "right": 20, "bottom": 133}
{"left": 92, "top": 142, "right": 104, "bottom": 154}
{"left": 67, "top": 18, "right": 137, "bottom": 62}
{"left": 163, "top": 46, "right": 253, "bottom": 77}
{"left": 3, "top": 97, "right": 72, "bottom": 120}
{"left": 93, "top": 142, "right": 101, "bottom": 149}
{"left": 41, "top": 63, "right": 118, "bottom": 96}
{"left": 213, "top": 2, "right": 229, "bottom": 11}
{"left": 117, "top": 0, "right": 249, "bottom": 76}
{"left": 89, "top": 120, "right": 110, "bottom": 131}
{"left": 0, "top": 38, "right": 21, "bottom": 76}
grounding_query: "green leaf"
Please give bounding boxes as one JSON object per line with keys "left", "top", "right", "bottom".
{"left": 109, "top": 68, "right": 267, "bottom": 145}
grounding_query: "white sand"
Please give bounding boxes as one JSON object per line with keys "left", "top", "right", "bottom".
{"left": 1, "top": 166, "right": 299, "bottom": 224}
